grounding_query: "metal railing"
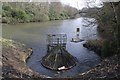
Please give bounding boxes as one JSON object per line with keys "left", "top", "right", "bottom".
{"left": 47, "top": 34, "right": 67, "bottom": 52}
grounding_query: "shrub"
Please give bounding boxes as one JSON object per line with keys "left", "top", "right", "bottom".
{"left": 40, "top": 14, "right": 49, "bottom": 21}
{"left": 2, "top": 8, "right": 13, "bottom": 17}
{"left": 2, "top": 17, "right": 9, "bottom": 23}
{"left": 101, "top": 39, "right": 118, "bottom": 58}
{"left": 11, "top": 9, "right": 28, "bottom": 21}
{"left": 2, "top": 5, "right": 12, "bottom": 11}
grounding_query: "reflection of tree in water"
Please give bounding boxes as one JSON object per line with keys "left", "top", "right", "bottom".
{"left": 81, "top": 18, "right": 98, "bottom": 40}
{"left": 82, "top": 18, "right": 97, "bottom": 27}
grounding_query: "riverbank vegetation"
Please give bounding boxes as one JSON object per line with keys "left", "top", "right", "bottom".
{"left": 98, "top": 2, "right": 120, "bottom": 58}
{"left": 1, "top": 1, "right": 120, "bottom": 79}
{"left": 83, "top": 2, "right": 120, "bottom": 58}
{"left": 2, "top": 2, "right": 78, "bottom": 24}
{"left": 79, "top": 2, "right": 120, "bottom": 79}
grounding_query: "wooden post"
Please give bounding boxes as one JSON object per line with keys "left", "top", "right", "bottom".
{"left": 76, "top": 28, "right": 80, "bottom": 37}
{"left": 76, "top": 28, "right": 80, "bottom": 32}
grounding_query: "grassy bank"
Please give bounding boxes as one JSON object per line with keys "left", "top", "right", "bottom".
{"left": 1, "top": 38, "right": 48, "bottom": 79}
{"left": 83, "top": 39, "right": 103, "bottom": 57}
{"left": 83, "top": 39, "right": 119, "bottom": 58}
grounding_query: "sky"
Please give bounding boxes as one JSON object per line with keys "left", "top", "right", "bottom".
{"left": 60, "top": 0, "right": 103, "bottom": 10}
{"left": 1, "top": 0, "right": 106, "bottom": 10}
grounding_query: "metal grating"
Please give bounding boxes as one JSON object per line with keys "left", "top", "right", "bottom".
{"left": 47, "top": 34, "right": 67, "bottom": 52}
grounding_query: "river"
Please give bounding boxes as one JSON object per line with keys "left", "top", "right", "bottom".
{"left": 2, "top": 17, "right": 101, "bottom": 77}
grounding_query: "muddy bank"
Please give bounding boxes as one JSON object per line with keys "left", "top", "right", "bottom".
{"left": 80, "top": 39, "right": 120, "bottom": 79}
{"left": 76, "top": 54, "right": 120, "bottom": 79}
{"left": 1, "top": 38, "right": 48, "bottom": 79}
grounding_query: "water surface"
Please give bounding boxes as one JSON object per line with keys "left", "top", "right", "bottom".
{"left": 2, "top": 18, "right": 101, "bottom": 77}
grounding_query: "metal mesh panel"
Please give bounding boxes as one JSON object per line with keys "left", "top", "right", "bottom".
{"left": 47, "top": 34, "right": 67, "bottom": 46}
{"left": 47, "top": 34, "right": 67, "bottom": 52}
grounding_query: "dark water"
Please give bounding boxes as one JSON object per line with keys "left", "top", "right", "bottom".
{"left": 2, "top": 18, "right": 101, "bottom": 77}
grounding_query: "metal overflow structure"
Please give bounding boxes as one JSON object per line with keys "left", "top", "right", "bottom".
{"left": 41, "top": 34, "right": 78, "bottom": 71}
{"left": 47, "top": 34, "right": 67, "bottom": 52}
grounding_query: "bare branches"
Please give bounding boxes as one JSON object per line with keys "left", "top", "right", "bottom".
{"left": 82, "top": 18, "right": 97, "bottom": 27}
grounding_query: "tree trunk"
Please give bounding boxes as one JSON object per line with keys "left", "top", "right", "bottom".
{"left": 110, "top": 2, "right": 120, "bottom": 48}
